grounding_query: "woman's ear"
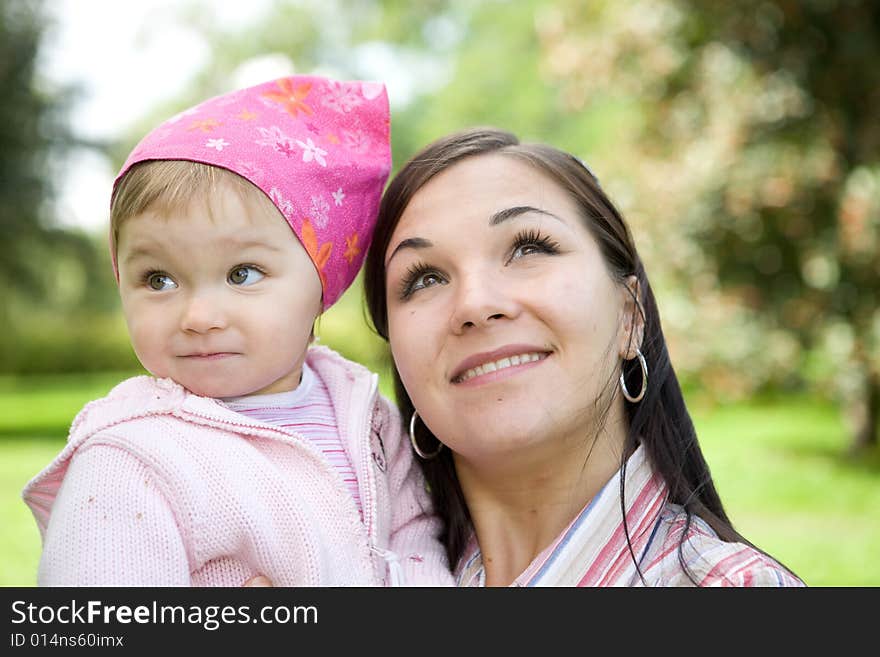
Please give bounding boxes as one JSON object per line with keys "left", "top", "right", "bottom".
{"left": 619, "top": 275, "right": 645, "bottom": 360}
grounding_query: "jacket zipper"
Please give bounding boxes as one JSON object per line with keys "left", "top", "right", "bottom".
{"left": 179, "top": 400, "right": 372, "bottom": 557}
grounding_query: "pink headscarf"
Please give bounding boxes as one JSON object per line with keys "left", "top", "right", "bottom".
{"left": 112, "top": 75, "right": 391, "bottom": 310}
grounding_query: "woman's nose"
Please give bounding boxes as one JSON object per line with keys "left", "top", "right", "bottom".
{"left": 448, "top": 270, "right": 519, "bottom": 334}
{"left": 179, "top": 290, "right": 228, "bottom": 333}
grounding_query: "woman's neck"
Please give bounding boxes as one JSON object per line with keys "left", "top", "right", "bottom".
{"left": 455, "top": 420, "right": 628, "bottom": 587}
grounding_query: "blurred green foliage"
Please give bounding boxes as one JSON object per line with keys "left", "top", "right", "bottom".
{"left": 2, "top": 310, "right": 138, "bottom": 376}
{"left": 2, "top": 0, "right": 877, "bottom": 449}
{"left": 2, "top": 0, "right": 876, "bottom": 590}
{"left": 0, "top": 371, "right": 132, "bottom": 438}
{"left": 1, "top": 1, "right": 110, "bottom": 325}
{"left": 315, "top": 273, "right": 395, "bottom": 398}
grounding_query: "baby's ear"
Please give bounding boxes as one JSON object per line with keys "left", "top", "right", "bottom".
{"left": 619, "top": 275, "right": 645, "bottom": 360}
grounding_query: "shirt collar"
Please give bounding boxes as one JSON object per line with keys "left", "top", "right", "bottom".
{"left": 455, "top": 444, "right": 668, "bottom": 587}
{"left": 220, "top": 361, "right": 315, "bottom": 410}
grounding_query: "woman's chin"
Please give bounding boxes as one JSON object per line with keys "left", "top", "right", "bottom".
{"left": 449, "top": 418, "right": 552, "bottom": 458}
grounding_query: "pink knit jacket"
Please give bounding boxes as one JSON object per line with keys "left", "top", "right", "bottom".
{"left": 22, "top": 346, "right": 453, "bottom": 587}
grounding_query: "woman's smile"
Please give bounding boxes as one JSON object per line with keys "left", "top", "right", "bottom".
{"left": 450, "top": 345, "right": 552, "bottom": 385}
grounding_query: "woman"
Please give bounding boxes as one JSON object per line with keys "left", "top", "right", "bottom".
{"left": 360, "top": 127, "right": 804, "bottom": 587}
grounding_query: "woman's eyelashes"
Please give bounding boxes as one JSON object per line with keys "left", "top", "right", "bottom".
{"left": 508, "top": 228, "right": 560, "bottom": 262}
{"left": 398, "top": 261, "right": 445, "bottom": 300}
{"left": 396, "top": 229, "right": 561, "bottom": 300}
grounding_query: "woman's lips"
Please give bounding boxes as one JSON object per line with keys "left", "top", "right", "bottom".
{"left": 451, "top": 345, "right": 552, "bottom": 384}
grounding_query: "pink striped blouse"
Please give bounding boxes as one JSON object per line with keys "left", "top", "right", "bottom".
{"left": 455, "top": 445, "right": 805, "bottom": 587}
{"left": 221, "top": 362, "right": 362, "bottom": 519}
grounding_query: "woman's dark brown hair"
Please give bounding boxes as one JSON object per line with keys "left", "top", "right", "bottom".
{"left": 364, "top": 127, "right": 779, "bottom": 584}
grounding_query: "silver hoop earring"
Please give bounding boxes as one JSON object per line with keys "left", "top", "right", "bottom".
{"left": 620, "top": 348, "right": 648, "bottom": 403}
{"left": 409, "top": 410, "right": 443, "bottom": 460}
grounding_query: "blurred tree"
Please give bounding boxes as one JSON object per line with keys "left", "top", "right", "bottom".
{"left": 677, "top": 0, "right": 880, "bottom": 451}
{"left": 534, "top": 0, "right": 878, "bottom": 451}
{"left": 120, "top": 0, "right": 878, "bottom": 450}
{"left": 0, "top": 0, "right": 122, "bottom": 373}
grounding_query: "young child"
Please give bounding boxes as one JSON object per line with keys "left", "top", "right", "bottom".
{"left": 22, "top": 75, "right": 453, "bottom": 586}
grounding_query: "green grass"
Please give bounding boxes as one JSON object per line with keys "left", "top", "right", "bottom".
{"left": 2, "top": 436, "right": 66, "bottom": 586}
{"left": 691, "top": 396, "right": 880, "bottom": 586}
{"left": 0, "top": 371, "right": 142, "bottom": 438}
{"left": 1, "top": 373, "right": 876, "bottom": 586}
{"left": 0, "top": 371, "right": 133, "bottom": 586}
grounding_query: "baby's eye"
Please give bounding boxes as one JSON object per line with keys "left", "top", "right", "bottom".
{"left": 228, "top": 265, "right": 265, "bottom": 286}
{"left": 146, "top": 272, "right": 177, "bottom": 291}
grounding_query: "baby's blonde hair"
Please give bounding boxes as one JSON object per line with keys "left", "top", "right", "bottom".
{"left": 110, "top": 160, "right": 276, "bottom": 253}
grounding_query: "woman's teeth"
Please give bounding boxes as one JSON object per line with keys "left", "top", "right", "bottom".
{"left": 456, "top": 352, "right": 545, "bottom": 383}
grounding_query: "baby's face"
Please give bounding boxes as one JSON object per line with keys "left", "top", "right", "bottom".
{"left": 115, "top": 182, "right": 322, "bottom": 398}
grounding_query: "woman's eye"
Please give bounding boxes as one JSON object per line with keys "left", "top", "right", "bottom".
{"left": 146, "top": 272, "right": 177, "bottom": 291}
{"left": 414, "top": 272, "right": 443, "bottom": 290}
{"left": 228, "top": 265, "right": 265, "bottom": 286}
{"left": 512, "top": 243, "right": 544, "bottom": 258}
{"left": 400, "top": 265, "right": 446, "bottom": 299}
{"left": 509, "top": 230, "right": 560, "bottom": 262}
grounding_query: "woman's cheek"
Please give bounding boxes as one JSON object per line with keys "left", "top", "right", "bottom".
{"left": 389, "top": 332, "right": 416, "bottom": 380}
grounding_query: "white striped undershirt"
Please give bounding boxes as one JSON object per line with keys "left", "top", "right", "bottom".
{"left": 220, "top": 362, "right": 362, "bottom": 519}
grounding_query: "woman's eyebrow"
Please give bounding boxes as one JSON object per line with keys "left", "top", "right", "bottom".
{"left": 386, "top": 206, "right": 563, "bottom": 266}
{"left": 386, "top": 237, "right": 433, "bottom": 267}
{"left": 489, "top": 205, "right": 563, "bottom": 226}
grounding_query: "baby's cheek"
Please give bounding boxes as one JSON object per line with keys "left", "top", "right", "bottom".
{"left": 127, "top": 325, "right": 164, "bottom": 374}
